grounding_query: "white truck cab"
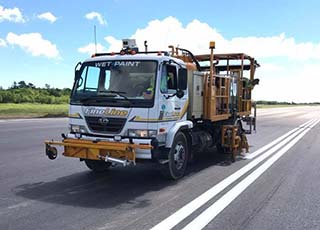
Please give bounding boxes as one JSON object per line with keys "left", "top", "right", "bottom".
{"left": 69, "top": 53, "right": 191, "bottom": 158}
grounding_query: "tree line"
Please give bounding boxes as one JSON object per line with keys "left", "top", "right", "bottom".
{"left": 0, "top": 81, "right": 71, "bottom": 104}
{"left": 255, "top": 100, "right": 320, "bottom": 105}
{"left": 1, "top": 81, "right": 319, "bottom": 105}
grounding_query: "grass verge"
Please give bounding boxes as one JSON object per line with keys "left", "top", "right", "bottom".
{"left": 0, "top": 103, "right": 68, "bottom": 119}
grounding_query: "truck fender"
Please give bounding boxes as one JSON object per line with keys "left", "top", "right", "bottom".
{"left": 165, "top": 120, "right": 193, "bottom": 148}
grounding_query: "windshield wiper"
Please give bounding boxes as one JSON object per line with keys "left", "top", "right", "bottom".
{"left": 98, "top": 90, "right": 129, "bottom": 100}
{"left": 79, "top": 95, "right": 110, "bottom": 103}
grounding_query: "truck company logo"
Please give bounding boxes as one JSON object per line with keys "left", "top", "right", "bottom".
{"left": 84, "top": 108, "right": 129, "bottom": 117}
{"left": 95, "top": 61, "right": 140, "bottom": 68}
{"left": 98, "top": 117, "right": 109, "bottom": 125}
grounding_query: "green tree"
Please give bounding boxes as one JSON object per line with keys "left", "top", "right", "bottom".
{"left": 18, "top": 81, "right": 27, "bottom": 89}
{"left": 1, "top": 81, "right": 71, "bottom": 104}
{"left": 27, "top": 83, "right": 36, "bottom": 89}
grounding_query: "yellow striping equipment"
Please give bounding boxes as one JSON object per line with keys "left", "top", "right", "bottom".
{"left": 45, "top": 138, "right": 152, "bottom": 164}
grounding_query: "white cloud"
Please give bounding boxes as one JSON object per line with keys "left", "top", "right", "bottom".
{"left": 85, "top": 11, "right": 107, "bottom": 25}
{"left": 78, "top": 43, "right": 107, "bottom": 55}
{"left": 104, "top": 17, "right": 225, "bottom": 54}
{"left": 6, "top": 32, "right": 59, "bottom": 58}
{"left": 101, "top": 16, "right": 320, "bottom": 102}
{"left": 260, "top": 63, "right": 285, "bottom": 72}
{"left": 37, "top": 12, "right": 57, "bottom": 23}
{"left": 226, "top": 34, "right": 320, "bottom": 60}
{"left": 104, "top": 36, "right": 123, "bottom": 52}
{"left": 104, "top": 16, "right": 320, "bottom": 61}
{"left": 0, "top": 5, "right": 25, "bottom": 23}
{"left": 0, "top": 38, "right": 6, "bottom": 47}
{"left": 254, "top": 63, "right": 320, "bottom": 103}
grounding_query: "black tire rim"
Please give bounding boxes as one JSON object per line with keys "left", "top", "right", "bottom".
{"left": 173, "top": 142, "right": 186, "bottom": 170}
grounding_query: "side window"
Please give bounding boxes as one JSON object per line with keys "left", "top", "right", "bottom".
{"left": 76, "top": 66, "right": 100, "bottom": 93}
{"left": 76, "top": 66, "right": 88, "bottom": 92}
{"left": 104, "top": 70, "right": 111, "bottom": 90}
{"left": 167, "top": 65, "right": 177, "bottom": 90}
{"left": 160, "top": 64, "right": 177, "bottom": 93}
{"left": 84, "top": 66, "right": 100, "bottom": 91}
{"left": 160, "top": 65, "right": 168, "bottom": 93}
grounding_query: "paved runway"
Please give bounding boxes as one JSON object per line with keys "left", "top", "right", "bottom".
{"left": 0, "top": 106, "right": 320, "bottom": 230}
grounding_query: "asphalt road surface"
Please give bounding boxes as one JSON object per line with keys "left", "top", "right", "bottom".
{"left": 0, "top": 106, "right": 320, "bottom": 230}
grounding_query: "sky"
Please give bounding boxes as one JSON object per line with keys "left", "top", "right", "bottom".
{"left": 0, "top": 0, "right": 320, "bottom": 102}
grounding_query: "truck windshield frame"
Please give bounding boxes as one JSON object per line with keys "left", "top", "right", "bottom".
{"left": 70, "top": 60, "right": 158, "bottom": 108}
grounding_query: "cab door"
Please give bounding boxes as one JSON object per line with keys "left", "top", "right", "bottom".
{"left": 158, "top": 63, "right": 188, "bottom": 122}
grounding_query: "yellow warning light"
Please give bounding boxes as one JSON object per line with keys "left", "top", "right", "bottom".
{"left": 209, "top": 41, "right": 215, "bottom": 49}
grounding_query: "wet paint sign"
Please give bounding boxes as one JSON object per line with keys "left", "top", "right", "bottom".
{"left": 95, "top": 61, "right": 140, "bottom": 68}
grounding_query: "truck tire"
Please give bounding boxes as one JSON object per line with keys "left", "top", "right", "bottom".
{"left": 161, "top": 132, "right": 189, "bottom": 180}
{"left": 84, "top": 159, "right": 111, "bottom": 172}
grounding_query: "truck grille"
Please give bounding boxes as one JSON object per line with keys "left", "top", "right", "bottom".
{"left": 85, "top": 116, "right": 126, "bottom": 133}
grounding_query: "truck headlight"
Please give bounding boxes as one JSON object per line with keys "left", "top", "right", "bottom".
{"left": 128, "top": 129, "right": 157, "bottom": 138}
{"left": 69, "top": 124, "right": 87, "bottom": 133}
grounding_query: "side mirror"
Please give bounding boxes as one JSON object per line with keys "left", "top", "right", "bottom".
{"left": 75, "top": 70, "right": 80, "bottom": 81}
{"left": 74, "top": 62, "right": 82, "bottom": 81}
{"left": 178, "top": 68, "right": 187, "bottom": 90}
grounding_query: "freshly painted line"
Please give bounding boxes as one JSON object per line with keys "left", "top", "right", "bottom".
{"left": 183, "top": 119, "right": 320, "bottom": 230}
{"left": 8, "top": 201, "right": 33, "bottom": 209}
{"left": 245, "top": 118, "right": 316, "bottom": 159}
{"left": 150, "top": 118, "right": 315, "bottom": 230}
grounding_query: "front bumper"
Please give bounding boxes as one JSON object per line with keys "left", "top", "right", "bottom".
{"left": 45, "top": 135, "right": 153, "bottom": 164}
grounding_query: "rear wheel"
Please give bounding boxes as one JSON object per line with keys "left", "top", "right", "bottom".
{"left": 84, "top": 159, "right": 111, "bottom": 172}
{"left": 161, "top": 132, "right": 189, "bottom": 180}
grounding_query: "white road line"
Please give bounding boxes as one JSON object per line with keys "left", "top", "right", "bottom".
{"left": 150, "top": 118, "right": 315, "bottom": 230}
{"left": 183, "top": 118, "right": 320, "bottom": 230}
{"left": 7, "top": 201, "right": 33, "bottom": 209}
{"left": 245, "top": 118, "right": 316, "bottom": 159}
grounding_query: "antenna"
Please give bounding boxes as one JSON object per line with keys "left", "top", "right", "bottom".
{"left": 94, "top": 25, "right": 97, "bottom": 53}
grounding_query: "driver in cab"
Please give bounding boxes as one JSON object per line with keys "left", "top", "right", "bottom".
{"left": 143, "top": 80, "right": 154, "bottom": 99}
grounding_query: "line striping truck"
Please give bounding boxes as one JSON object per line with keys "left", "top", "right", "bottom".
{"left": 45, "top": 39, "right": 260, "bottom": 180}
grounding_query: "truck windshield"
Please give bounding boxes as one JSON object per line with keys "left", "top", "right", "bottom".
{"left": 71, "top": 60, "right": 157, "bottom": 107}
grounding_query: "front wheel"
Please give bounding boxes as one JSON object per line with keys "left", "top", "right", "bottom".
{"left": 161, "top": 132, "right": 189, "bottom": 180}
{"left": 84, "top": 159, "right": 111, "bottom": 172}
